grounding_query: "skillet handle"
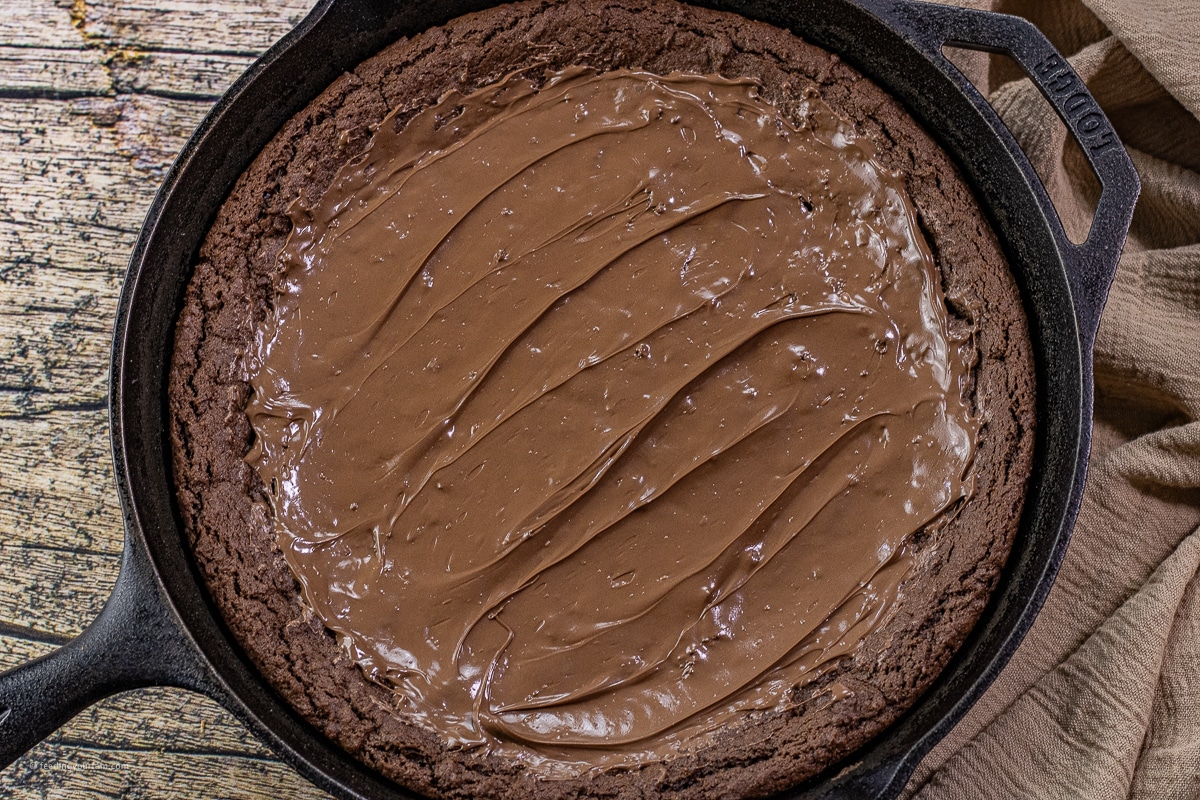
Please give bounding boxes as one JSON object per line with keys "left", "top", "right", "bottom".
{"left": 0, "top": 538, "right": 211, "bottom": 769}
{"left": 866, "top": 0, "right": 1140, "bottom": 346}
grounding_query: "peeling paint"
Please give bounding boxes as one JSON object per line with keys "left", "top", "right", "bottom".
{"left": 108, "top": 47, "right": 147, "bottom": 66}
{"left": 1, "top": 2, "right": 335, "bottom": 791}
{"left": 112, "top": 95, "right": 203, "bottom": 177}
{"left": 69, "top": 0, "right": 92, "bottom": 38}
{"left": 65, "top": 0, "right": 149, "bottom": 100}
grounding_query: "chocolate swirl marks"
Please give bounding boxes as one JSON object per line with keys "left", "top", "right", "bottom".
{"left": 245, "top": 67, "right": 979, "bottom": 776}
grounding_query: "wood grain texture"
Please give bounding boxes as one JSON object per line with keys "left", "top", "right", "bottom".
{"left": 0, "top": 0, "right": 330, "bottom": 796}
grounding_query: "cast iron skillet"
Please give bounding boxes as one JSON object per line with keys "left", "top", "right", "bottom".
{"left": 0, "top": 0, "right": 1138, "bottom": 797}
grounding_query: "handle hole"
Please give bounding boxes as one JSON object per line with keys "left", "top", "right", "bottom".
{"left": 942, "top": 45, "right": 1100, "bottom": 245}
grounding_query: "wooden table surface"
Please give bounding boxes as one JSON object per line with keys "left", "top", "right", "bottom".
{"left": 1, "top": 0, "right": 335, "bottom": 796}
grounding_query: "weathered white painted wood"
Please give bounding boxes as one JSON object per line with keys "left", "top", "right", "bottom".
{"left": 0, "top": 45, "right": 111, "bottom": 96}
{"left": 1, "top": 0, "right": 332, "bottom": 796}
{"left": 76, "top": 0, "right": 313, "bottom": 55}
{"left": 0, "top": 413, "right": 122, "bottom": 555}
{"left": 2, "top": 738, "right": 329, "bottom": 799}
{"left": 0, "top": 1, "right": 87, "bottom": 50}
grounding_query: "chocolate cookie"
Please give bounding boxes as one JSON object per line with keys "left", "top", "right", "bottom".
{"left": 169, "top": 1, "right": 1035, "bottom": 797}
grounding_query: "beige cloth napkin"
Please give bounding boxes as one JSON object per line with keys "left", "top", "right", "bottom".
{"left": 901, "top": 0, "right": 1200, "bottom": 797}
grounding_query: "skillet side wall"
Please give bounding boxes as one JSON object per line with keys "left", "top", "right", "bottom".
{"left": 108, "top": 0, "right": 1108, "bottom": 796}
{"left": 162, "top": 2, "right": 1035, "bottom": 797}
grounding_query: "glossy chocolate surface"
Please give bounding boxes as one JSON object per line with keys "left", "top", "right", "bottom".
{"left": 245, "top": 68, "right": 979, "bottom": 776}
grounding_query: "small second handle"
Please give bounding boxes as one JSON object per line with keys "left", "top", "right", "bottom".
{"left": 871, "top": 0, "right": 1140, "bottom": 343}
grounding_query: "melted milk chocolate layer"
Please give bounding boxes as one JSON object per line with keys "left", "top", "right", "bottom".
{"left": 246, "top": 68, "right": 979, "bottom": 776}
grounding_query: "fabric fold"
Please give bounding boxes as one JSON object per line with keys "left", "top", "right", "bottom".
{"left": 905, "top": 1, "right": 1200, "bottom": 797}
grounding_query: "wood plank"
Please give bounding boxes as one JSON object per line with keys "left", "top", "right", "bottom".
{"left": 0, "top": 412, "right": 122, "bottom": 555}
{"left": 0, "top": 633, "right": 61, "bottom": 671}
{"left": 0, "top": 94, "right": 208, "bottom": 416}
{"left": 0, "top": 240, "right": 123, "bottom": 299}
{"left": 0, "top": 44, "right": 263, "bottom": 103}
{"left": 106, "top": 93, "right": 212, "bottom": 176}
{"left": 76, "top": 0, "right": 315, "bottom": 55}
{"left": 108, "top": 49, "right": 258, "bottom": 99}
{"left": 0, "top": 1, "right": 88, "bottom": 50}
{"left": 0, "top": 218, "right": 137, "bottom": 272}
{"left": 0, "top": 45, "right": 110, "bottom": 98}
{"left": 0, "top": 1, "right": 334, "bottom": 797}
{"left": 0, "top": 311, "right": 114, "bottom": 417}
{"left": 0, "top": 219, "right": 127, "bottom": 415}
{"left": 3, "top": 740, "right": 330, "bottom": 799}
{"left": 53, "top": 689, "right": 274, "bottom": 754}
{"left": 0, "top": 95, "right": 207, "bottom": 232}
{"left": 0, "top": 545, "right": 117, "bottom": 640}
{"left": 0, "top": 0, "right": 311, "bottom": 56}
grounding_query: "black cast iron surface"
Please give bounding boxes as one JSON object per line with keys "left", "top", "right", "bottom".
{"left": 0, "top": 0, "right": 1139, "bottom": 798}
